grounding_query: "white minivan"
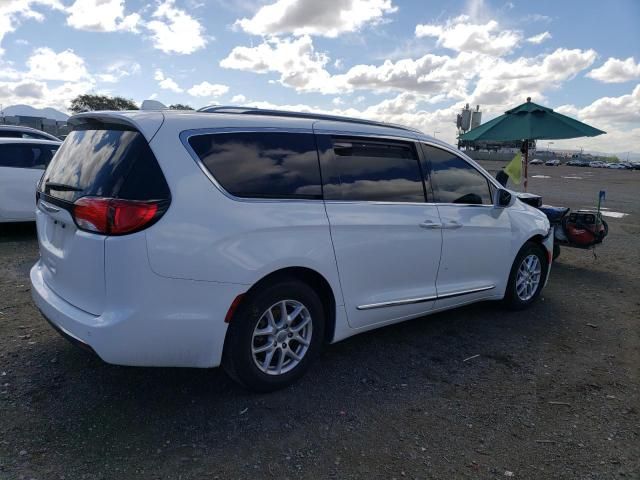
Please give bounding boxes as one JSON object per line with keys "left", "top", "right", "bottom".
{"left": 0, "top": 138, "right": 61, "bottom": 223}
{"left": 30, "top": 108, "right": 552, "bottom": 391}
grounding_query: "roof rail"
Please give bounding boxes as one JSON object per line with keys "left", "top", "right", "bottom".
{"left": 197, "top": 105, "right": 423, "bottom": 134}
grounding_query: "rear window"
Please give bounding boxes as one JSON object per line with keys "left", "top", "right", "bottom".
{"left": 40, "top": 125, "right": 169, "bottom": 203}
{"left": 0, "top": 143, "right": 59, "bottom": 169}
{"left": 188, "top": 132, "right": 322, "bottom": 199}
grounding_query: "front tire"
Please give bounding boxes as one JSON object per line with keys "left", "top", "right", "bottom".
{"left": 222, "top": 279, "right": 325, "bottom": 392}
{"left": 504, "top": 242, "right": 548, "bottom": 310}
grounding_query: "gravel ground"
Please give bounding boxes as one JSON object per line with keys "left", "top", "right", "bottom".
{"left": 0, "top": 165, "right": 638, "bottom": 479}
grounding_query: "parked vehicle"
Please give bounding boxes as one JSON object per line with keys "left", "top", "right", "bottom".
{"left": 0, "top": 125, "right": 61, "bottom": 141}
{"left": 529, "top": 158, "right": 543, "bottom": 165}
{"left": 0, "top": 138, "right": 61, "bottom": 222}
{"left": 545, "top": 159, "right": 561, "bottom": 166}
{"left": 566, "top": 159, "right": 586, "bottom": 166}
{"left": 30, "top": 107, "right": 553, "bottom": 391}
{"left": 607, "top": 163, "right": 627, "bottom": 169}
{"left": 589, "top": 161, "right": 605, "bottom": 168}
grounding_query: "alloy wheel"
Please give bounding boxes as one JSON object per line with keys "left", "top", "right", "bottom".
{"left": 251, "top": 300, "right": 313, "bottom": 375}
{"left": 515, "top": 254, "right": 542, "bottom": 301}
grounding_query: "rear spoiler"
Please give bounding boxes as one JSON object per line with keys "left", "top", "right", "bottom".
{"left": 68, "top": 111, "right": 165, "bottom": 142}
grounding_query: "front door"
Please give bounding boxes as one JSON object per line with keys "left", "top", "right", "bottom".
{"left": 420, "top": 143, "right": 512, "bottom": 309}
{"left": 316, "top": 131, "right": 443, "bottom": 329}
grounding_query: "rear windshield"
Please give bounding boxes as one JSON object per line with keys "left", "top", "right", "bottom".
{"left": 40, "top": 125, "right": 169, "bottom": 202}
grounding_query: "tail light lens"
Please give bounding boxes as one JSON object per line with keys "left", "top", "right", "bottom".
{"left": 73, "top": 197, "right": 166, "bottom": 235}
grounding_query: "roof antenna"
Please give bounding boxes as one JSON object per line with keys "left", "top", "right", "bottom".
{"left": 141, "top": 100, "right": 168, "bottom": 110}
{"left": 526, "top": 97, "right": 531, "bottom": 102}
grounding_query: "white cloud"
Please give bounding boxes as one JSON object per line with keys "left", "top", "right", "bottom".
{"left": 0, "top": 78, "right": 95, "bottom": 111}
{"left": 587, "top": 57, "right": 640, "bottom": 84}
{"left": 415, "top": 16, "right": 522, "bottom": 56}
{"left": 26, "top": 47, "right": 90, "bottom": 82}
{"left": 220, "top": 30, "right": 596, "bottom": 107}
{"left": 469, "top": 48, "right": 597, "bottom": 108}
{"left": 65, "top": 0, "right": 140, "bottom": 32}
{"left": 220, "top": 35, "right": 337, "bottom": 93}
{"left": 0, "top": 0, "right": 63, "bottom": 56}
{"left": 96, "top": 61, "right": 141, "bottom": 83}
{"left": 146, "top": 0, "right": 207, "bottom": 54}
{"left": 230, "top": 94, "right": 246, "bottom": 103}
{"left": 154, "top": 69, "right": 183, "bottom": 93}
{"left": 559, "top": 84, "right": 640, "bottom": 125}
{"left": 541, "top": 85, "right": 640, "bottom": 153}
{"left": 527, "top": 31, "right": 551, "bottom": 44}
{"left": 187, "top": 81, "right": 229, "bottom": 97}
{"left": 235, "top": 0, "right": 397, "bottom": 38}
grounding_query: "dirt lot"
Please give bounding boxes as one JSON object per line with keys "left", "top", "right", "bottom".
{"left": 1, "top": 165, "right": 638, "bottom": 479}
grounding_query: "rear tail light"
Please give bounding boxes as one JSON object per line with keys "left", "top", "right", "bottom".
{"left": 73, "top": 197, "right": 166, "bottom": 235}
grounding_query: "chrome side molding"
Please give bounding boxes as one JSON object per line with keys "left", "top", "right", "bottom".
{"left": 436, "top": 284, "right": 495, "bottom": 299}
{"left": 356, "top": 285, "right": 495, "bottom": 310}
{"left": 357, "top": 294, "right": 438, "bottom": 310}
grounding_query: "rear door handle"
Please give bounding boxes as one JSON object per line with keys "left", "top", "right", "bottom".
{"left": 419, "top": 220, "right": 443, "bottom": 229}
{"left": 442, "top": 221, "right": 463, "bottom": 230}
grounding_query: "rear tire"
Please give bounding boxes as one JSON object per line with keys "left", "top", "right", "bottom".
{"left": 222, "top": 279, "right": 325, "bottom": 392}
{"left": 504, "top": 242, "right": 548, "bottom": 310}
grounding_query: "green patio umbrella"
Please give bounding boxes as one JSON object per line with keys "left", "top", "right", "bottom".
{"left": 459, "top": 97, "right": 605, "bottom": 190}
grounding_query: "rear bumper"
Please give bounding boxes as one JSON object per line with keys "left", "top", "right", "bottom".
{"left": 40, "top": 310, "right": 96, "bottom": 354}
{"left": 31, "top": 260, "right": 245, "bottom": 368}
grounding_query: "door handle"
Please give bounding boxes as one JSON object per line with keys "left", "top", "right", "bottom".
{"left": 419, "top": 220, "right": 443, "bottom": 229}
{"left": 442, "top": 221, "right": 463, "bottom": 230}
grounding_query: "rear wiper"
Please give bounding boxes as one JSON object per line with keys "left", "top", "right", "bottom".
{"left": 44, "top": 181, "right": 82, "bottom": 192}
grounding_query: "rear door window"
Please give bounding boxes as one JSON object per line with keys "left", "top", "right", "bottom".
{"left": 40, "top": 125, "right": 169, "bottom": 203}
{"left": 323, "top": 137, "right": 426, "bottom": 202}
{"left": 422, "top": 144, "right": 492, "bottom": 205}
{"left": 0, "top": 143, "right": 59, "bottom": 169}
{"left": 188, "top": 131, "right": 322, "bottom": 199}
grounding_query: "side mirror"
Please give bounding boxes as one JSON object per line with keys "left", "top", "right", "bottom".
{"left": 494, "top": 188, "right": 512, "bottom": 208}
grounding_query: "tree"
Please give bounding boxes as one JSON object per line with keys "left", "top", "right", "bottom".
{"left": 69, "top": 94, "right": 139, "bottom": 113}
{"left": 169, "top": 104, "right": 194, "bottom": 110}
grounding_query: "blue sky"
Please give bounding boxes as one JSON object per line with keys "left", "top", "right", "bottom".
{"left": 1, "top": 0, "right": 639, "bottom": 154}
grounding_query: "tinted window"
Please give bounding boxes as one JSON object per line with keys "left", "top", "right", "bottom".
{"left": 40, "top": 125, "right": 169, "bottom": 202}
{"left": 0, "top": 144, "right": 59, "bottom": 169}
{"left": 424, "top": 145, "right": 492, "bottom": 205}
{"left": 189, "top": 132, "right": 322, "bottom": 199}
{"left": 323, "top": 137, "right": 425, "bottom": 202}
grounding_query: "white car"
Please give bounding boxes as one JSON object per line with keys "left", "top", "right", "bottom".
{"left": 30, "top": 108, "right": 553, "bottom": 391}
{"left": 0, "top": 138, "right": 61, "bottom": 222}
{"left": 0, "top": 125, "right": 61, "bottom": 141}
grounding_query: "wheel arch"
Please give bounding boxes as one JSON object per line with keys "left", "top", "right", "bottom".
{"left": 231, "top": 266, "right": 337, "bottom": 344}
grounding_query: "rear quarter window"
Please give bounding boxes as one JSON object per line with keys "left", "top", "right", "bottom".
{"left": 187, "top": 131, "right": 322, "bottom": 199}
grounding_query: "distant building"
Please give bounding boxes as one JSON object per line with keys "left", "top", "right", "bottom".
{"left": 0, "top": 114, "right": 69, "bottom": 139}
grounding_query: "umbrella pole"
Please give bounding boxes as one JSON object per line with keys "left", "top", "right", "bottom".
{"left": 523, "top": 140, "right": 529, "bottom": 192}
